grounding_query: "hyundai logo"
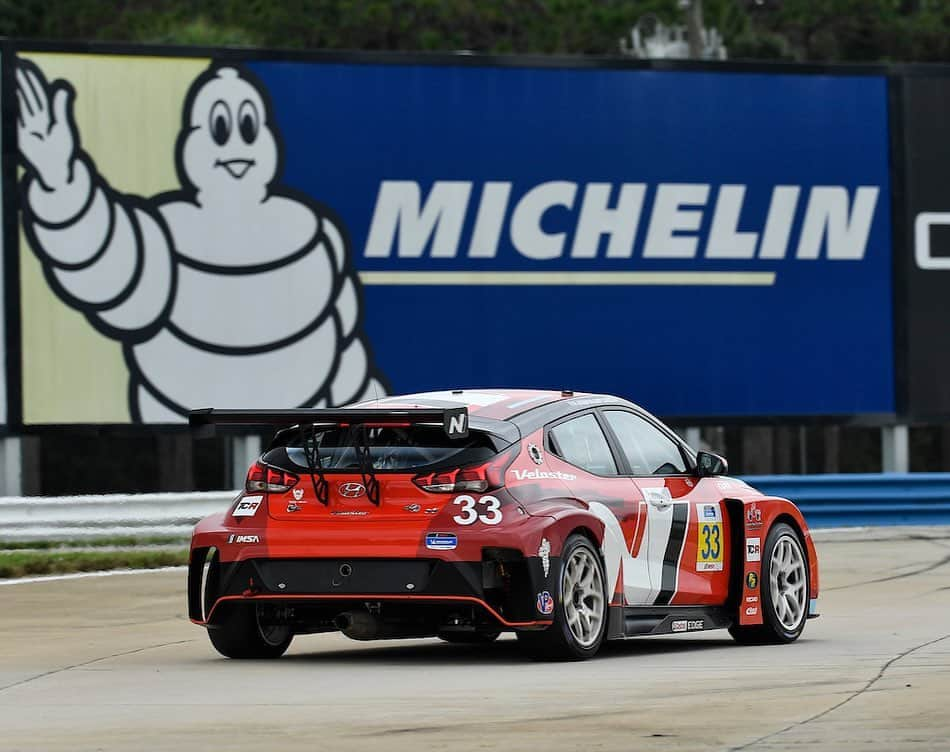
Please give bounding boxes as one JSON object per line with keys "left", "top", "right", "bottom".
{"left": 339, "top": 482, "right": 366, "bottom": 499}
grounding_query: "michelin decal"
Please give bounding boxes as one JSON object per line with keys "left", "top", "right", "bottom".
{"left": 16, "top": 60, "right": 387, "bottom": 422}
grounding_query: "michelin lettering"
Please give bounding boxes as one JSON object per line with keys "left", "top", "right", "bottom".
{"left": 16, "top": 60, "right": 387, "bottom": 422}
{"left": 366, "top": 180, "right": 880, "bottom": 261}
{"left": 425, "top": 532, "right": 457, "bottom": 551}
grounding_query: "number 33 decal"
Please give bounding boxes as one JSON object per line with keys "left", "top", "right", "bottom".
{"left": 452, "top": 495, "right": 503, "bottom": 525}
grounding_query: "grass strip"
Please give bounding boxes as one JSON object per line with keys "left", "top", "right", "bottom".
{"left": 0, "top": 535, "right": 189, "bottom": 551}
{"left": 0, "top": 549, "right": 188, "bottom": 579}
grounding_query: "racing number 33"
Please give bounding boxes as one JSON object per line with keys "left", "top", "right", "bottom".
{"left": 452, "top": 495, "right": 502, "bottom": 525}
{"left": 697, "top": 522, "right": 723, "bottom": 571}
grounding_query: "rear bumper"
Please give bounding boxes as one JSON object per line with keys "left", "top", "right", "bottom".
{"left": 189, "top": 554, "right": 555, "bottom": 629}
{"left": 189, "top": 504, "right": 559, "bottom": 630}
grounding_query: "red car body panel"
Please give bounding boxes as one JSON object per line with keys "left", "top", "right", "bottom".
{"left": 188, "top": 389, "right": 819, "bottom": 640}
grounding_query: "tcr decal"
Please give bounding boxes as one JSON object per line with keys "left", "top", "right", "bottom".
{"left": 746, "top": 537, "right": 762, "bottom": 562}
{"left": 232, "top": 496, "right": 262, "bottom": 517}
{"left": 16, "top": 60, "right": 388, "bottom": 421}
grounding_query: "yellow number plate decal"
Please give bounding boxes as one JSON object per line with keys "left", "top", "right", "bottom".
{"left": 697, "top": 504, "right": 724, "bottom": 572}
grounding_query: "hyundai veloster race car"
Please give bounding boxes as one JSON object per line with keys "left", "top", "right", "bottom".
{"left": 188, "top": 389, "right": 819, "bottom": 660}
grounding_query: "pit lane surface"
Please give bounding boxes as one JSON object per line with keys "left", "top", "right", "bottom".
{"left": 1, "top": 527, "right": 949, "bottom": 752}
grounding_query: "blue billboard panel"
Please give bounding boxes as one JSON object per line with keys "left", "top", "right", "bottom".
{"left": 15, "top": 51, "right": 892, "bottom": 423}
{"left": 252, "top": 62, "right": 893, "bottom": 418}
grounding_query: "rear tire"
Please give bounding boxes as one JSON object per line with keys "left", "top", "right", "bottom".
{"left": 730, "top": 522, "right": 809, "bottom": 645}
{"left": 203, "top": 553, "right": 293, "bottom": 659}
{"left": 517, "top": 534, "right": 607, "bottom": 661}
{"left": 207, "top": 603, "right": 294, "bottom": 659}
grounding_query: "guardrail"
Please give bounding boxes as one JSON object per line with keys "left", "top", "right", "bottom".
{"left": 743, "top": 473, "right": 950, "bottom": 527}
{"left": 0, "top": 491, "right": 237, "bottom": 541}
{"left": 1, "top": 473, "right": 949, "bottom": 541}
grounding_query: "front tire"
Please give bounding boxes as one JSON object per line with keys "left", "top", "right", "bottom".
{"left": 730, "top": 522, "right": 809, "bottom": 645}
{"left": 517, "top": 534, "right": 607, "bottom": 661}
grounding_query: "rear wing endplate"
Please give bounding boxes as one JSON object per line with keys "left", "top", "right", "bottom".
{"left": 188, "top": 407, "right": 470, "bottom": 440}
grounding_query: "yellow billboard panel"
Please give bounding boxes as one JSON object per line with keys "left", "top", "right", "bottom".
{"left": 19, "top": 53, "right": 210, "bottom": 423}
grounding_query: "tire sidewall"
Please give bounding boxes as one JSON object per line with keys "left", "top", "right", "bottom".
{"left": 552, "top": 535, "right": 608, "bottom": 659}
{"left": 203, "top": 554, "right": 292, "bottom": 658}
{"left": 761, "top": 522, "right": 809, "bottom": 642}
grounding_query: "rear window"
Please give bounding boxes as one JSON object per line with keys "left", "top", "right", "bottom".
{"left": 265, "top": 425, "right": 499, "bottom": 473}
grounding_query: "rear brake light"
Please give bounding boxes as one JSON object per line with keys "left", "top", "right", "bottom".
{"left": 246, "top": 460, "right": 299, "bottom": 493}
{"left": 413, "top": 444, "right": 519, "bottom": 494}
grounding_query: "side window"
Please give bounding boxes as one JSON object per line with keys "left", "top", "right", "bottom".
{"left": 548, "top": 414, "right": 617, "bottom": 475}
{"left": 603, "top": 411, "right": 687, "bottom": 475}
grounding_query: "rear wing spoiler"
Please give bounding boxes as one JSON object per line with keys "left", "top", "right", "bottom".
{"left": 188, "top": 407, "right": 470, "bottom": 440}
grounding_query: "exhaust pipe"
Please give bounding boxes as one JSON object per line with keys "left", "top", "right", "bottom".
{"left": 335, "top": 610, "right": 381, "bottom": 641}
{"left": 335, "top": 610, "right": 436, "bottom": 641}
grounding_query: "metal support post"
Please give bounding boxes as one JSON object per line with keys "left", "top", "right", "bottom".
{"left": 881, "top": 425, "right": 909, "bottom": 473}
{"left": 230, "top": 434, "right": 262, "bottom": 490}
{"left": 0, "top": 437, "right": 23, "bottom": 496}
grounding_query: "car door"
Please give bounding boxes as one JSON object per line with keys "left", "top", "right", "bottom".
{"left": 599, "top": 409, "right": 730, "bottom": 607}
{"left": 544, "top": 412, "right": 652, "bottom": 606}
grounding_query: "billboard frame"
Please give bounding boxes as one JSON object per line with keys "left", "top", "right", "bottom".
{"left": 0, "top": 38, "right": 919, "bottom": 432}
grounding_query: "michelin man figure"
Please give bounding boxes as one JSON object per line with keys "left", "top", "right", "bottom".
{"left": 16, "top": 61, "right": 387, "bottom": 421}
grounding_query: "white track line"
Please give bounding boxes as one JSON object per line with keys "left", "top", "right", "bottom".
{"left": 0, "top": 566, "right": 187, "bottom": 586}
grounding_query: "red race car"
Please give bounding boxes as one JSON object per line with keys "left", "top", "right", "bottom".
{"left": 188, "top": 389, "right": 819, "bottom": 660}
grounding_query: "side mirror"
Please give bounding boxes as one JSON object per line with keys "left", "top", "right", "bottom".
{"left": 696, "top": 450, "right": 728, "bottom": 477}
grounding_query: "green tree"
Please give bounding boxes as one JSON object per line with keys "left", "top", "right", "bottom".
{"left": 4, "top": 0, "right": 950, "bottom": 63}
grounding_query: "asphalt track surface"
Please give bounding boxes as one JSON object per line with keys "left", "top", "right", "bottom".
{"left": 1, "top": 527, "right": 949, "bottom": 752}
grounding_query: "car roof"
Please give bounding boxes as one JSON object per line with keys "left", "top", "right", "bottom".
{"left": 351, "top": 388, "right": 640, "bottom": 423}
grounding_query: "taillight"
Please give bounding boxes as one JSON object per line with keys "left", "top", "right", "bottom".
{"left": 413, "top": 444, "right": 519, "bottom": 494}
{"left": 246, "top": 460, "right": 299, "bottom": 493}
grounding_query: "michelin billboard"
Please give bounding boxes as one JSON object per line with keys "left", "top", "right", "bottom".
{"left": 9, "top": 49, "right": 894, "bottom": 424}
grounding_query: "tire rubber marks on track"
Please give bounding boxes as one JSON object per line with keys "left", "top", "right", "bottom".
{"left": 729, "top": 631, "right": 950, "bottom": 751}
{"left": 0, "top": 639, "right": 195, "bottom": 694}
